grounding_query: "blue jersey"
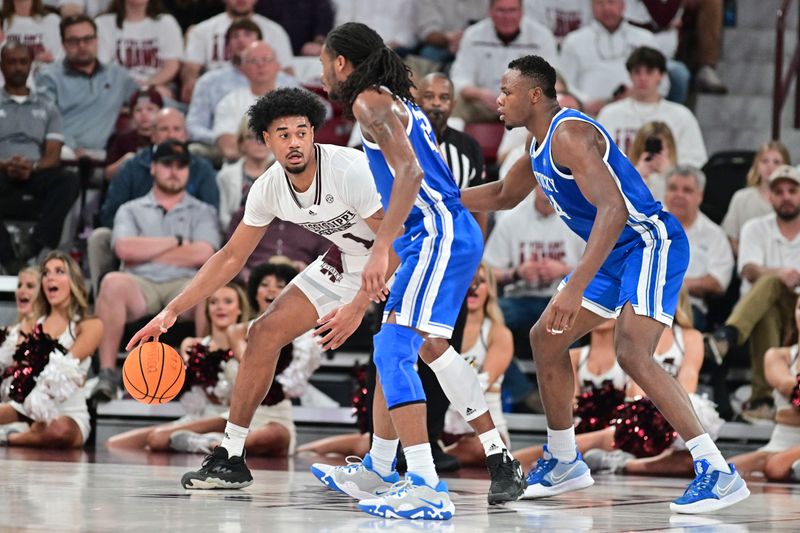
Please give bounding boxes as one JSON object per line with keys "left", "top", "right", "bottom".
{"left": 531, "top": 108, "right": 667, "bottom": 253}
{"left": 361, "top": 99, "right": 461, "bottom": 226}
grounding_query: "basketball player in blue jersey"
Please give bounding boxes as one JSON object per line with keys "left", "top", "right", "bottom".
{"left": 461, "top": 55, "right": 749, "bottom": 514}
{"left": 311, "top": 22, "right": 526, "bottom": 520}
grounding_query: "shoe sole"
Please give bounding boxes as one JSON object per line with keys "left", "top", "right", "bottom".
{"left": 181, "top": 477, "right": 253, "bottom": 490}
{"left": 521, "top": 471, "right": 594, "bottom": 499}
{"left": 669, "top": 485, "right": 750, "bottom": 514}
{"left": 358, "top": 502, "right": 455, "bottom": 521}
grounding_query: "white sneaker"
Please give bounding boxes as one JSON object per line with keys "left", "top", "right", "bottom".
{"left": 169, "top": 430, "right": 223, "bottom": 454}
{"left": 358, "top": 473, "right": 455, "bottom": 521}
{"left": 311, "top": 454, "right": 400, "bottom": 500}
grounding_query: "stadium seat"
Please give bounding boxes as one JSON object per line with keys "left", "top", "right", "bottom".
{"left": 700, "top": 150, "right": 755, "bottom": 225}
{"left": 464, "top": 122, "right": 505, "bottom": 165}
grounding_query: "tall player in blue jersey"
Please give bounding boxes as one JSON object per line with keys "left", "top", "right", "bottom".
{"left": 461, "top": 55, "right": 749, "bottom": 514}
{"left": 311, "top": 23, "right": 526, "bottom": 520}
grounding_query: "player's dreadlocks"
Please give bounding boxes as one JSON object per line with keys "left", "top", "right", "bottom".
{"left": 324, "top": 22, "right": 414, "bottom": 115}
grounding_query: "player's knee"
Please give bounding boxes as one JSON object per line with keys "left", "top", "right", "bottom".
{"left": 246, "top": 314, "right": 287, "bottom": 353}
{"left": 530, "top": 323, "right": 555, "bottom": 360}
{"left": 145, "top": 429, "right": 171, "bottom": 451}
{"left": 419, "top": 337, "right": 448, "bottom": 365}
{"left": 374, "top": 324, "right": 426, "bottom": 408}
{"left": 44, "top": 419, "right": 78, "bottom": 448}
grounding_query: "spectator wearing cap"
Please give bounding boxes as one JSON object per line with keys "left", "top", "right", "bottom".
{"left": 95, "top": 0, "right": 184, "bottom": 96}
{"left": 92, "top": 139, "right": 221, "bottom": 401}
{"left": 0, "top": 41, "right": 78, "bottom": 274}
{"left": 450, "top": 0, "right": 558, "bottom": 123}
{"left": 180, "top": 0, "right": 293, "bottom": 103}
{"left": 663, "top": 165, "right": 733, "bottom": 329}
{"left": 104, "top": 87, "right": 164, "bottom": 181}
{"left": 597, "top": 47, "right": 707, "bottom": 168}
{"left": 706, "top": 165, "right": 800, "bottom": 422}
{"left": 35, "top": 14, "right": 138, "bottom": 160}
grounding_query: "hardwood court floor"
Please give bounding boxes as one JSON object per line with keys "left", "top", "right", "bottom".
{"left": 1, "top": 448, "right": 799, "bottom": 532}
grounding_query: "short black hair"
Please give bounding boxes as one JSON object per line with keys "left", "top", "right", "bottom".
{"left": 60, "top": 14, "right": 96, "bottom": 41}
{"left": 507, "top": 55, "right": 557, "bottom": 99}
{"left": 248, "top": 88, "right": 327, "bottom": 138}
{"left": 626, "top": 46, "right": 667, "bottom": 73}
{"left": 246, "top": 262, "right": 299, "bottom": 311}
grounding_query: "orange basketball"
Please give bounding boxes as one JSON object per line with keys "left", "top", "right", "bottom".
{"left": 123, "top": 341, "right": 186, "bottom": 404}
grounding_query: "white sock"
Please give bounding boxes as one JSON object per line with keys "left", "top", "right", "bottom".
{"left": 220, "top": 421, "right": 249, "bottom": 458}
{"left": 478, "top": 428, "right": 506, "bottom": 457}
{"left": 369, "top": 435, "right": 399, "bottom": 477}
{"left": 404, "top": 443, "right": 439, "bottom": 487}
{"left": 686, "top": 433, "right": 730, "bottom": 473}
{"left": 547, "top": 426, "right": 577, "bottom": 462}
{"left": 428, "top": 347, "right": 489, "bottom": 421}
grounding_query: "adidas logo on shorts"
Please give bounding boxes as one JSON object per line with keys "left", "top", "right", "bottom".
{"left": 465, "top": 407, "right": 475, "bottom": 416}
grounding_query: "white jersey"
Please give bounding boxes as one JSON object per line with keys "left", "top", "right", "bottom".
{"left": 243, "top": 143, "right": 382, "bottom": 273}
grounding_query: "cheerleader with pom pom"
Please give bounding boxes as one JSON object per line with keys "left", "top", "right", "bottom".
{"left": 0, "top": 252, "right": 102, "bottom": 447}
{"left": 515, "top": 288, "right": 722, "bottom": 479}
{"left": 105, "top": 283, "right": 250, "bottom": 450}
{"left": 0, "top": 267, "right": 40, "bottom": 375}
{"left": 730, "top": 295, "right": 800, "bottom": 482}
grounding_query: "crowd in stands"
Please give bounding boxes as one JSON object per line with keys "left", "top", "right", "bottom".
{"left": 2, "top": 0, "right": 800, "bottom": 482}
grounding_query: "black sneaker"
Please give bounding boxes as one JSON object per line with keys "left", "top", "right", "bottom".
{"left": 486, "top": 449, "right": 526, "bottom": 504}
{"left": 181, "top": 447, "right": 254, "bottom": 490}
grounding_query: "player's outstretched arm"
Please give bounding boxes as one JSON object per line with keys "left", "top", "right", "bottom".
{"left": 125, "top": 223, "right": 267, "bottom": 349}
{"left": 352, "top": 90, "right": 424, "bottom": 300}
{"left": 544, "top": 121, "right": 628, "bottom": 335}
{"left": 460, "top": 135, "right": 536, "bottom": 212}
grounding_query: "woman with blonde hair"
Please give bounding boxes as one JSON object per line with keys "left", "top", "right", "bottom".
{"left": 106, "top": 282, "right": 250, "bottom": 450}
{"left": 0, "top": 266, "right": 40, "bottom": 374}
{"left": 628, "top": 121, "right": 678, "bottom": 203}
{"left": 514, "top": 287, "right": 723, "bottom": 484}
{"left": 0, "top": 251, "right": 103, "bottom": 447}
{"left": 722, "top": 141, "right": 791, "bottom": 255}
{"left": 441, "top": 262, "right": 513, "bottom": 466}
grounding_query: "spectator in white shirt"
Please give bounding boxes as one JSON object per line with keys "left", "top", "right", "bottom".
{"left": 626, "top": 121, "right": 676, "bottom": 203}
{"left": 706, "top": 165, "right": 800, "bottom": 421}
{"left": 560, "top": 0, "right": 658, "bottom": 116}
{"left": 334, "top": 0, "right": 417, "bottom": 53}
{"left": 95, "top": 0, "right": 183, "bottom": 97}
{"left": 722, "top": 141, "right": 790, "bottom": 256}
{"left": 415, "top": 0, "right": 487, "bottom": 65}
{"left": 451, "top": 0, "right": 558, "bottom": 123}
{"left": 180, "top": 0, "right": 292, "bottom": 103}
{"left": 524, "top": 0, "right": 592, "bottom": 43}
{"left": 663, "top": 165, "right": 733, "bottom": 329}
{"left": 598, "top": 47, "right": 706, "bottom": 167}
{"left": 213, "top": 41, "right": 279, "bottom": 161}
{"left": 0, "top": 0, "right": 63, "bottom": 73}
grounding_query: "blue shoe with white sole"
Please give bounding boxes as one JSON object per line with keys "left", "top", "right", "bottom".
{"left": 358, "top": 473, "right": 455, "bottom": 521}
{"left": 522, "top": 445, "right": 594, "bottom": 499}
{"left": 670, "top": 460, "right": 750, "bottom": 514}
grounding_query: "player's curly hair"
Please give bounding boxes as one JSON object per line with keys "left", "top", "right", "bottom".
{"left": 248, "top": 88, "right": 327, "bottom": 138}
{"left": 508, "top": 55, "right": 557, "bottom": 99}
{"left": 324, "top": 22, "right": 414, "bottom": 115}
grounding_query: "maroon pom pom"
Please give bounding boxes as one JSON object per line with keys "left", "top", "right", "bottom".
{"left": 575, "top": 380, "right": 626, "bottom": 434}
{"left": 184, "top": 343, "right": 233, "bottom": 390}
{"left": 351, "top": 363, "right": 369, "bottom": 434}
{"left": 612, "top": 397, "right": 676, "bottom": 458}
{"left": 5, "top": 324, "right": 66, "bottom": 403}
{"left": 791, "top": 374, "right": 800, "bottom": 409}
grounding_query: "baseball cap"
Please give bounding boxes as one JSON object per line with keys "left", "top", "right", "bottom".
{"left": 127, "top": 87, "right": 164, "bottom": 110}
{"left": 153, "top": 140, "right": 190, "bottom": 165}
{"left": 768, "top": 164, "right": 800, "bottom": 187}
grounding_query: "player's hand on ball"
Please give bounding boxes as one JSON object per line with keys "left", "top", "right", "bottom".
{"left": 126, "top": 307, "right": 178, "bottom": 350}
{"left": 546, "top": 285, "right": 581, "bottom": 335}
{"left": 315, "top": 301, "right": 366, "bottom": 350}
{"left": 362, "top": 251, "right": 389, "bottom": 303}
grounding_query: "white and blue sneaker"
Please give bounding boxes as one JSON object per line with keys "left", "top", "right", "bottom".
{"left": 522, "top": 445, "right": 594, "bottom": 499}
{"left": 358, "top": 473, "right": 455, "bottom": 521}
{"left": 311, "top": 454, "right": 400, "bottom": 500}
{"left": 670, "top": 460, "right": 750, "bottom": 514}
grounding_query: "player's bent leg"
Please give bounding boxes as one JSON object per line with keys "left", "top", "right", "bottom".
{"left": 182, "top": 286, "right": 319, "bottom": 491}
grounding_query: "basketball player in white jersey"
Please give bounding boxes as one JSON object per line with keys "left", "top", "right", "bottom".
{"left": 126, "top": 87, "right": 386, "bottom": 488}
